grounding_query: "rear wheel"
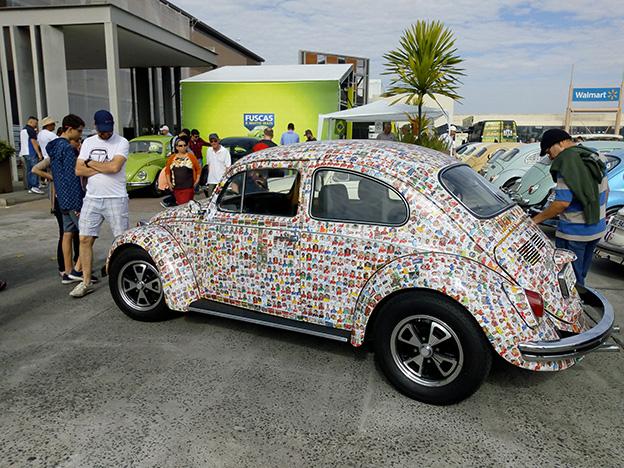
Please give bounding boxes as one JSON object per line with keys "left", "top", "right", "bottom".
{"left": 374, "top": 291, "right": 492, "bottom": 405}
{"left": 109, "top": 247, "right": 174, "bottom": 321}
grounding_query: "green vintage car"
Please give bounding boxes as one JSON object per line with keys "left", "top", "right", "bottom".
{"left": 126, "top": 135, "right": 172, "bottom": 196}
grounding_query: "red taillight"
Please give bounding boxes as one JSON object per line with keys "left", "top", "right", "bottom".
{"left": 525, "top": 290, "right": 544, "bottom": 318}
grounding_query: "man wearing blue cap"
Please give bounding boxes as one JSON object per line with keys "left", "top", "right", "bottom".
{"left": 72, "top": 110, "right": 129, "bottom": 297}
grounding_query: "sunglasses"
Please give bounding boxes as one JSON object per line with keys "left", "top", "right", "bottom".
{"left": 177, "top": 143, "right": 187, "bottom": 147}
{"left": 209, "top": 139, "right": 218, "bottom": 143}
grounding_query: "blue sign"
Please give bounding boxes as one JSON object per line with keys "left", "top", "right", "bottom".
{"left": 572, "top": 87, "right": 620, "bottom": 102}
{"left": 243, "top": 113, "right": 275, "bottom": 131}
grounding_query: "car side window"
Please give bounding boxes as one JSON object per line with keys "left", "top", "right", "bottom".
{"left": 218, "top": 169, "right": 300, "bottom": 217}
{"left": 217, "top": 172, "right": 245, "bottom": 212}
{"left": 311, "top": 169, "right": 408, "bottom": 225}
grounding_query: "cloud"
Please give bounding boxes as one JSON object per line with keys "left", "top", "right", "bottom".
{"left": 173, "top": 0, "right": 624, "bottom": 113}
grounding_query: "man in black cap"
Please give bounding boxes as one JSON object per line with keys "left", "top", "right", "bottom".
{"left": 72, "top": 110, "right": 129, "bottom": 297}
{"left": 532, "top": 129, "right": 608, "bottom": 286}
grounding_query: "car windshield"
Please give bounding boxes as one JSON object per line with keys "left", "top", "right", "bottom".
{"left": 440, "top": 165, "right": 514, "bottom": 218}
{"left": 129, "top": 141, "right": 163, "bottom": 154}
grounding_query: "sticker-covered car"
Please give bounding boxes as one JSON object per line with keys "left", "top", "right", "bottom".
{"left": 106, "top": 141, "right": 617, "bottom": 405}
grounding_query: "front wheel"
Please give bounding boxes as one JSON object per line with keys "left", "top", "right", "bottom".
{"left": 374, "top": 291, "right": 492, "bottom": 405}
{"left": 108, "top": 247, "right": 174, "bottom": 321}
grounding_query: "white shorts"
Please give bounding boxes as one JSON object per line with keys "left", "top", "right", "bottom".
{"left": 79, "top": 197, "right": 129, "bottom": 238}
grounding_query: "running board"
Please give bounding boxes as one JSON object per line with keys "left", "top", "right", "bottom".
{"left": 188, "top": 299, "right": 351, "bottom": 343}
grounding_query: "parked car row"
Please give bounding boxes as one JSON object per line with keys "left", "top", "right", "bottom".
{"left": 458, "top": 138, "right": 624, "bottom": 266}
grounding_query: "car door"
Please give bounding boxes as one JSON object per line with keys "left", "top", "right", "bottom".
{"left": 203, "top": 164, "right": 303, "bottom": 317}
{"left": 297, "top": 168, "right": 410, "bottom": 330}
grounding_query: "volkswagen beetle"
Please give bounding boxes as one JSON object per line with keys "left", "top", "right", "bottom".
{"left": 125, "top": 135, "right": 173, "bottom": 196}
{"left": 106, "top": 141, "right": 616, "bottom": 405}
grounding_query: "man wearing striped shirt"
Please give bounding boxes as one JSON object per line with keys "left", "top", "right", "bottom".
{"left": 532, "top": 129, "right": 608, "bottom": 286}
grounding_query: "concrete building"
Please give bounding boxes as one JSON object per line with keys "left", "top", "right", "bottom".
{"left": 0, "top": 0, "right": 263, "bottom": 185}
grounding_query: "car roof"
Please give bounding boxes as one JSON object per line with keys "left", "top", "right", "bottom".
{"left": 238, "top": 140, "right": 457, "bottom": 180}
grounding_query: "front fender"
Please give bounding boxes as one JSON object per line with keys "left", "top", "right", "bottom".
{"left": 127, "top": 164, "right": 162, "bottom": 184}
{"left": 107, "top": 225, "right": 200, "bottom": 311}
{"left": 352, "top": 253, "right": 570, "bottom": 371}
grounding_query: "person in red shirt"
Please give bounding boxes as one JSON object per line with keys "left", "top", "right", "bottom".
{"left": 188, "top": 129, "right": 207, "bottom": 166}
{"left": 164, "top": 137, "right": 201, "bottom": 205}
{"left": 252, "top": 127, "right": 278, "bottom": 152}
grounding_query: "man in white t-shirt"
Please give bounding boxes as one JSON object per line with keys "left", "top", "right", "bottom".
{"left": 71, "top": 110, "right": 129, "bottom": 298}
{"left": 204, "top": 133, "right": 231, "bottom": 197}
{"left": 37, "top": 116, "right": 58, "bottom": 159}
{"left": 19, "top": 116, "right": 44, "bottom": 193}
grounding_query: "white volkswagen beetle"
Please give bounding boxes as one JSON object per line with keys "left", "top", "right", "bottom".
{"left": 106, "top": 141, "right": 617, "bottom": 405}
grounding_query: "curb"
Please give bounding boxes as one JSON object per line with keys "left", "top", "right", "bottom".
{"left": 0, "top": 191, "right": 46, "bottom": 207}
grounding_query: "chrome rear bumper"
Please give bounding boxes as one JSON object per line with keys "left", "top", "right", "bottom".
{"left": 518, "top": 286, "right": 619, "bottom": 362}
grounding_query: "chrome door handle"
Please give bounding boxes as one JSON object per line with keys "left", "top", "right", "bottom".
{"left": 275, "top": 234, "right": 299, "bottom": 243}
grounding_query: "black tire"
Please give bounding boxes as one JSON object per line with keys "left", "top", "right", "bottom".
{"left": 108, "top": 247, "right": 174, "bottom": 321}
{"left": 374, "top": 291, "right": 492, "bottom": 405}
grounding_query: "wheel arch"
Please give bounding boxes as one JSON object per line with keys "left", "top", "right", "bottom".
{"left": 107, "top": 226, "right": 200, "bottom": 311}
{"left": 350, "top": 253, "right": 556, "bottom": 370}
{"left": 363, "top": 287, "right": 473, "bottom": 347}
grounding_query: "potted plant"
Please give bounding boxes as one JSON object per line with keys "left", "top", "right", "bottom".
{"left": 0, "top": 140, "right": 15, "bottom": 193}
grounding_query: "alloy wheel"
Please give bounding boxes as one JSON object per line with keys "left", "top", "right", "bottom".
{"left": 117, "top": 260, "right": 163, "bottom": 311}
{"left": 390, "top": 314, "right": 464, "bottom": 387}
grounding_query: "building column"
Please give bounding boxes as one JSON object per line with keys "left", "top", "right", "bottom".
{"left": 173, "top": 66, "right": 181, "bottom": 130}
{"left": 134, "top": 67, "right": 151, "bottom": 134}
{"left": 0, "top": 27, "right": 18, "bottom": 183}
{"left": 103, "top": 21, "right": 121, "bottom": 123}
{"left": 9, "top": 26, "right": 37, "bottom": 124}
{"left": 40, "top": 25, "right": 68, "bottom": 120}
{"left": 161, "top": 67, "right": 174, "bottom": 129}
{"left": 150, "top": 67, "right": 161, "bottom": 129}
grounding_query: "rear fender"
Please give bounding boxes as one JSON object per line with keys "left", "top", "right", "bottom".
{"left": 107, "top": 225, "right": 200, "bottom": 311}
{"left": 352, "top": 253, "right": 568, "bottom": 371}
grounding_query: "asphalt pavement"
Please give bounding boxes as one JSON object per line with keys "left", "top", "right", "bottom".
{"left": 0, "top": 195, "right": 623, "bottom": 467}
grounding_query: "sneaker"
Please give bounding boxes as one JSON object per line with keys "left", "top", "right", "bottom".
{"left": 68, "top": 269, "right": 99, "bottom": 283}
{"left": 70, "top": 282, "right": 94, "bottom": 298}
{"left": 30, "top": 187, "right": 44, "bottom": 195}
{"left": 61, "top": 273, "right": 80, "bottom": 284}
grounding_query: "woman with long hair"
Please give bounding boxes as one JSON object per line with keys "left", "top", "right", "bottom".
{"left": 164, "top": 136, "right": 201, "bottom": 205}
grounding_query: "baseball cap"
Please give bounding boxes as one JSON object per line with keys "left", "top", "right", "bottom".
{"left": 540, "top": 129, "right": 571, "bottom": 156}
{"left": 94, "top": 109, "right": 114, "bottom": 132}
{"left": 209, "top": 133, "right": 219, "bottom": 141}
{"left": 160, "top": 125, "right": 169, "bottom": 132}
{"left": 449, "top": 125, "right": 457, "bottom": 132}
{"left": 40, "top": 116, "right": 56, "bottom": 127}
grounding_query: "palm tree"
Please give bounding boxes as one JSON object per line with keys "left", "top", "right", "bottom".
{"left": 383, "top": 20, "right": 464, "bottom": 143}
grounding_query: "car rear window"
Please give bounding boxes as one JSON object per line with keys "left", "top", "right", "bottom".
{"left": 440, "top": 165, "right": 514, "bottom": 218}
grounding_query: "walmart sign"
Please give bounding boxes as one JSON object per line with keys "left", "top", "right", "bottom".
{"left": 572, "top": 87, "right": 620, "bottom": 102}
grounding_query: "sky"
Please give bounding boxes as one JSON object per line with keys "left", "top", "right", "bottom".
{"left": 175, "top": 0, "right": 624, "bottom": 115}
